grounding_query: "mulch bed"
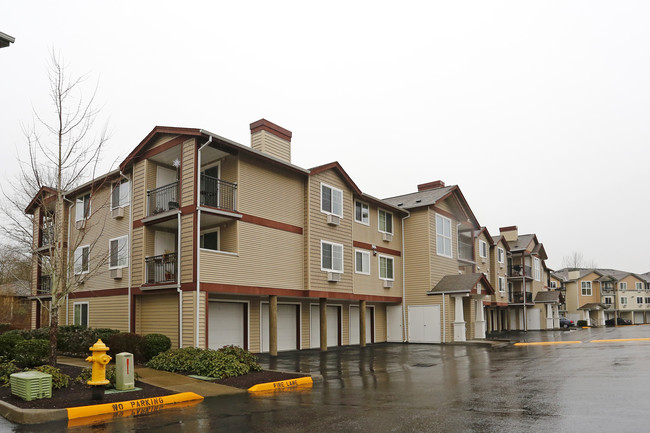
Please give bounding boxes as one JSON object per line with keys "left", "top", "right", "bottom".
{"left": 0, "top": 365, "right": 308, "bottom": 410}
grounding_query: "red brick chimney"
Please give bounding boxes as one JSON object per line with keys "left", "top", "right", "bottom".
{"left": 417, "top": 180, "right": 445, "bottom": 191}
{"left": 250, "top": 119, "right": 293, "bottom": 163}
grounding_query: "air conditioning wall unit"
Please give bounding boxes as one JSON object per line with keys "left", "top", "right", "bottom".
{"left": 110, "top": 268, "right": 123, "bottom": 279}
{"left": 327, "top": 272, "right": 341, "bottom": 282}
{"left": 75, "top": 219, "right": 86, "bottom": 230}
{"left": 327, "top": 214, "right": 340, "bottom": 226}
{"left": 383, "top": 280, "right": 393, "bottom": 288}
{"left": 481, "top": 258, "right": 487, "bottom": 264}
{"left": 382, "top": 233, "right": 392, "bottom": 242}
{"left": 111, "top": 207, "right": 124, "bottom": 219}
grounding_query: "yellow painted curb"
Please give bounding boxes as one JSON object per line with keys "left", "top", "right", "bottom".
{"left": 514, "top": 341, "right": 582, "bottom": 346}
{"left": 592, "top": 338, "right": 650, "bottom": 343}
{"left": 66, "top": 392, "right": 204, "bottom": 420}
{"left": 248, "top": 376, "right": 313, "bottom": 392}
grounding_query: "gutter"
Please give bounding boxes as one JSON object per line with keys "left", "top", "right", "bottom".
{"left": 119, "top": 171, "right": 133, "bottom": 332}
{"left": 401, "top": 210, "right": 410, "bottom": 342}
{"left": 196, "top": 136, "right": 212, "bottom": 347}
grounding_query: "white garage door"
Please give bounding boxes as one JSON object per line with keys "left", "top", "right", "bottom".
{"left": 408, "top": 305, "right": 440, "bottom": 343}
{"left": 634, "top": 312, "right": 644, "bottom": 324}
{"left": 349, "top": 306, "right": 373, "bottom": 345}
{"left": 527, "top": 308, "right": 541, "bottom": 330}
{"left": 310, "top": 305, "right": 340, "bottom": 348}
{"left": 386, "top": 304, "right": 403, "bottom": 342}
{"left": 208, "top": 302, "right": 245, "bottom": 350}
{"left": 261, "top": 304, "right": 299, "bottom": 352}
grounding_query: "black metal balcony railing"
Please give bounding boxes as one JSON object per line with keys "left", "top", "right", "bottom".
{"left": 509, "top": 291, "right": 533, "bottom": 304}
{"left": 200, "top": 175, "right": 237, "bottom": 211}
{"left": 147, "top": 182, "right": 179, "bottom": 216}
{"left": 145, "top": 252, "right": 177, "bottom": 284}
{"left": 38, "top": 275, "right": 51, "bottom": 296}
{"left": 508, "top": 265, "right": 532, "bottom": 278}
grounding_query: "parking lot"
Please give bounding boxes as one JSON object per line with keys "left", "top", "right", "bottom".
{"left": 6, "top": 325, "right": 650, "bottom": 432}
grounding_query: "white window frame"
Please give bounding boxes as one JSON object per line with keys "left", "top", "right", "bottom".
{"left": 321, "top": 240, "right": 343, "bottom": 273}
{"left": 109, "top": 235, "right": 129, "bottom": 269}
{"left": 435, "top": 214, "right": 452, "bottom": 258}
{"left": 604, "top": 296, "right": 613, "bottom": 304}
{"left": 74, "top": 245, "right": 90, "bottom": 275}
{"left": 200, "top": 227, "right": 220, "bottom": 251}
{"left": 620, "top": 282, "right": 627, "bottom": 291}
{"left": 497, "top": 247, "right": 505, "bottom": 263}
{"left": 645, "top": 297, "right": 650, "bottom": 304}
{"left": 355, "top": 249, "right": 370, "bottom": 275}
{"left": 534, "top": 257, "right": 541, "bottom": 281}
{"left": 581, "top": 281, "right": 592, "bottom": 296}
{"left": 75, "top": 193, "right": 91, "bottom": 222}
{"left": 320, "top": 183, "right": 343, "bottom": 218}
{"left": 620, "top": 296, "right": 628, "bottom": 305}
{"left": 354, "top": 200, "right": 369, "bottom": 225}
{"left": 479, "top": 240, "right": 487, "bottom": 258}
{"left": 637, "top": 297, "right": 644, "bottom": 304}
{"left": 378, "top": 209, "right": 393, "bottom": 235}
{"left": 636, "top": 282, "right": 643, "bottom": 292}
{"left": 73, "top": 302, "right": 89, "bottom": 327}
{"left": 111, "top": 179, "right": 131, "bottom": 209}
{"left": 498, "top": 276, "right": 506, "bottom": 293}
{"left": 550, "top": 281, "right": 557, "bottom": 289}
{"left": 378, "top": 255, "right": 394, "bottom": 281}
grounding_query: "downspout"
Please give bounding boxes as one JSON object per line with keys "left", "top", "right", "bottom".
{"left": 119, "top": 171, "right": 133, "bottom": 333}
{"left": 401, "top": 210, "right": 410, "bottom": 342}
{"left": 64, "top": 196, "right": 73, "bottom": 326}
{"left": 177, "top": 212, "right": 182, "bottom": 347}
{"left": 442, "top": 292, "right": 446, "bottom": 343}
{"left": 196, "top": 136, "right": 212, "bottom": 347}
{"left": 523, "top": 252, "right": 527, "bottom": 331}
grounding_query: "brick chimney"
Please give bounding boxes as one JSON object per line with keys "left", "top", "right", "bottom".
{"left": 499, "top": 226, "right": 519, "bottom": 242}
{"left": 250, "top": 119, "right": 293, "bottom": 163}
{"left": 417, "top": 180, "right": 445, "bottom": 191}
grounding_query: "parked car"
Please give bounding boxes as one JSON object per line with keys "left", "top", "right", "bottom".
{"left": 605, "top": 317, "right": 632, "bottom": 326}
{"left": 559, "top": 317, "right": 574, "bottom": 328}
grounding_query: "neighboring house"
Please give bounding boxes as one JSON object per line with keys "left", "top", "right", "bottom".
{"left": 0, "top": 31, "right": 15, "bottom": 49}
{"left": 0, "top": 281, "right": 31, "bottom": 329}
{"left": 484, "top": 232, "right": 511, "bottom": 332}
{"left": 26, "top": 119, "right": 407, "bottom": 353}
{"left": 383, "top": 180, "right": 495, "bottom": 343}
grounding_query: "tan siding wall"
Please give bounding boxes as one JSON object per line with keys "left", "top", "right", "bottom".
{"left": 577, "top": 272, "right": 601, "bottom": 305}
{"left": 180, "top": 215, "right": 194, "bottom": 283}
{"left": 430, "top": 208, "right": 460, "bottom": 286}
{"left": 219, "top": 221, "right": 237, "bottom": 253}
{"left": 69, "top": 296, "right": 129, "bottom": 331}
{"left": 199, "top": 292, "right": 206, "bottom": 348}
{"left": 133, "top": 161, "right": 147, "bottom": 220}
{"left": 131, "top": 227, "right": 144, "bottom": 286}
{"left": 403, "top": 208, "right": 431, "bottom": 307}
{"left": 149, "top": 135, "right": 176, "bottom": 151}
{"left": 219, "top": 155, "right": 238, "bottom": 185}
{"left": 181, "top": 138, "right": 195, "bottom": 208}
{"left": 249, "top": 299, "right": 260, "bottom": 352}
{"left": 181, "top": 291, "right": 195, "bottom": 348}
{"left": 138, "top": 294, "right": 179, "bottom": 348}
{"left": 251, "top": 131, "right": 291, "bottom": 163}
{"left": 373, "top": 304, "right": 386, "bottom": 342}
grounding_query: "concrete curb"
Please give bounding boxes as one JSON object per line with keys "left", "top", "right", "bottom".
{"left": 0, "top": 400, "right": 67, "bottom": 425}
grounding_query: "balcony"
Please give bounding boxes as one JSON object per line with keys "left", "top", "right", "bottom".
{"left": 458, "top": 241, "right": 473, "bottom": 263}
{"left": 38, "top": 275, "right": 51, "bottom": 296}
{"left": 509, "top": 291, "right": 533, "bottom": 304}
{"left": 200, "top": 175, "right": 237, "bottom": 212}
{"left": 508, "top": 265, "right": 532, "bottom": 279}
{"left": 145, "top": 252, "right": 178, "bottom": 284}
{"left": 40, "top": 226, "right": 55, "bottom": 248}
{"left": 147, "top": 182, "right": 179, "bottom": 216}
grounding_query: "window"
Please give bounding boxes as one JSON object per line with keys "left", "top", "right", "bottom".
{"left": 379, "top": 255, "right": 394, "bottom": 280}
{"left": 321, "top": 241, "right": 343, "bottom": 273}
{"left": 378, "top": 210, "right": 393, "bottom": 234}
{"left": 355, "top": 201, "right": 369, "bottom": 225}
{"left": 355, "top": 250, "right": 370, "bottom": 275}
{"left": 498, "top": 276, "right": 506, "bottom": 292}
{"left": 637, "top": 297, "right": 644, "bottom": 304}
{"left": 200, "top": 229, "right": 219, "bottom": 251}
{"left": 111, "top": 180, "right": 130, "bottom": 209}
{"left": 604, "top": 296, "right": 613, "bottom": 304}
{"left": 620, "top": 297, "right": 628, "bottom": 305}
{"left": 534, "top": 257, "right": 541, "bottom": 281}
{"left": 645, "top": 297, "right": 650, "bottom": 304}
{"left": 497, "top": 247, "right": 505, "bottom": 263}
{"left": 75, "top": 193, "right": 91, "bottom": 221}
{"left": 550, "top": 281, "right": 557, "bottom": 289}
{"left": 581, "top": 281, "right": 592, "bottom": 296}
{"left": 479, "top": 240, "right": 487, "bottom": 258}
{"left": 73, "top": 302, "right": 89, "bottom": 327}
{"left": 636, "top": 282, "right": 643, "bottom": 292}
{"left": 619, "top": 282, "right": 627, "bottom": 291}
{"left": 109, "top": 236, "right": 128, "bottom": 269}
{"left": 74, "top": 245, "right": 89, "bottom": 275}
{"left": 321, "top": 183, "right": 343, "bottom": 217}
{"left": 435, "top": 214, "right": 452, "bottom": 258}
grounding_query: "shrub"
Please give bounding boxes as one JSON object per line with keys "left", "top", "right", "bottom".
{"left": 57, "top": 325, "right": 96, "bottom": 356}
{"left": 0, "top": 359, "right": 20, "bottom": 386}
{"left": 0, "top": 331, "right": 24, "bottom": 359}
{"left": 142, "top": 334, "right": 172, "bottom": 361}
{"left": 148, "top": 346, "right": 260, "bottom": 379}
{"left": 0, "top": 324, "right": 12, "bottom": 333}
{"left": 577, "top": 320, "right": 588, "bottom": 327}
{"left": 14, "top": 339, "right": 49, "bottom": 368}
{"left": 108, "top": 333, "right": 144, "bottom": 362}
{"left": 93, "top": 328, "right": 121, "bottom": 345}
{"left": 217, "top": 345, "right": 262, "bottom": 372}
{"left": 35, "top": 365, "right": 70, "bottom": 389}
{"left": 21, "top": 327, "right": 50, "bottom": 341}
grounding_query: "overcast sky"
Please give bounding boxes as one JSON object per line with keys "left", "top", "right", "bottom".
{"left": 2, "top": 1, "right": 649, "bottom": 272}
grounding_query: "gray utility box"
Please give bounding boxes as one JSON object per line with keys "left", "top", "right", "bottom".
{"left": 10, "top": 371, "right": 52, "bottom": 401}
{"left": 116, "top": 352, "right": 135, "bottom": 390}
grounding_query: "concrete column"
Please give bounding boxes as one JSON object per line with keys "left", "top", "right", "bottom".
{"left": 320, "top": 298, "right": 327, "bottom": 351}
{"left": 269, "top": 295, "right": 278, "bottom": 357}
{"left": 453, "top": 295, "right": 466, "bottom": 342}
{"left": 359, "top": 300, "right": 367, "bottom": 347}
{"left": 552, "top": 304, "right": 559, "bottom": 329}
{"left": 474, "top": 297, "right": 486, "bottom": 339}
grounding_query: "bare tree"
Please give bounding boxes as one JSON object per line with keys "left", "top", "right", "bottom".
{"left": 561, "top": 251, "right": 598, "bottom": 269}
{"left": 3, "top": 51, "right": 111, "bottom": 364}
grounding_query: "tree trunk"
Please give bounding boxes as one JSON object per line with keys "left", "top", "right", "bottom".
{"left": 49, "top": 306, "right": 58, "bottom": 366}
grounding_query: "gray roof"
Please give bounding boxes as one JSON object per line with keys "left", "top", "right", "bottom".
{"left": 0, "top": 31, "right": 15, "bottom": 48}
{"left": 383, "top": 185, "right": 455, "bottom": 210}
{"left": 553, "top": 268, "right": 639, "bottom": 282}
{"left": 534, "top": 291, "right": 561, "bottom": 303}
{"left": 428, "top": 273, "right": 491, "bottom": 294}
{"left": 509, "top": 234, "right": 535, "bottom": 252}
{"left": 578, "top": 303, "right": 610, "bottom": 311}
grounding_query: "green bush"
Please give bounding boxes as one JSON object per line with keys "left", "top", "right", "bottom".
{"left": 21, "top": 327, "right": 50, "bottom": 341}
{"left": 93, "top": 328, "right": 121, "bottom": 345}
{"left": 148, "top": 346, "right": 260, "bottom": 379}
{"left": 217, "top": 345, "right": 262, "bottom": 372}
{"left": 142, "top": 334, "right": 172, "bottom": 361}
{"left": 57, "top": 325, "right": 95, "bottom": 356}
{"left": 0, "top": 324, "right": 12, "bottom": 333}
{"left": 577, "top": 320, "right": 588, "bottom": 327}
{"left": 108, "top": 333, "right": 144, "bottom": 362}
{"left": 35, "top": 365, "right": 70, "bottom": 389}
{"left": 14, "top": 339, "right": 49, "bottom": 368}
{"left": 0, "top": 331, "right": 24, "bottom": 359}
{"left": 0, "top": 359, "right": 20, "bottom": 386}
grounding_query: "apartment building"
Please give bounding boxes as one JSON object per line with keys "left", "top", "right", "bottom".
{"left": 26, "top": 119, "right": 406, "bottom": 353}
{"left": 485, "top": 233, "right": 510, "bottom": 333}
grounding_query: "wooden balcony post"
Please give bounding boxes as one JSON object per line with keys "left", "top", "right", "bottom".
{"left": 359, "top": 300, "right": 367, "bottom": 348}
{"left": 320, "top": 298, "right": 327, "bottom": 351}
{"left": 269, "top": 295, "right": 278, "bottom": 357}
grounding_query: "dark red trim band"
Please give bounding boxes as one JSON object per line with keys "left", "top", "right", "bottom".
{"left": 353, "top": 241, "right": 401, "bottom": 257}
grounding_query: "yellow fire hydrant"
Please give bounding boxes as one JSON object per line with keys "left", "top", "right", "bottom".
{"left": 86, "top": 339, "right": 112, "bottom": 386}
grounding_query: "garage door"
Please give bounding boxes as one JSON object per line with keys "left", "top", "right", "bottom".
{"left": 408, "top": 305, "right": 440, "bottom": 343}
{"left": 261, "top": 304, "right": 299, "bottom": 352}
{"left": 208, "top": 302, "right": 246, "bottom": 350}
{"left": 310, "top": 305, "right": 340, "bottom": 348}
{"left": 634, "top": 312, "right": 644, "bottom": 324}
{"left": 527, "top": 308, "right": 541, "bottom": 330}
{"left": 349, "top": 306, "right": 373, "bottom": 345}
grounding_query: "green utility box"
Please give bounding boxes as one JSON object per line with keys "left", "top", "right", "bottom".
{"left": 10, "top": 371, "right": 52, "bottom": 401}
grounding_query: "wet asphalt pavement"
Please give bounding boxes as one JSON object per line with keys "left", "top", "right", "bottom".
{"left": 7, "top": 325, "right": 650, "bottom": 432}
